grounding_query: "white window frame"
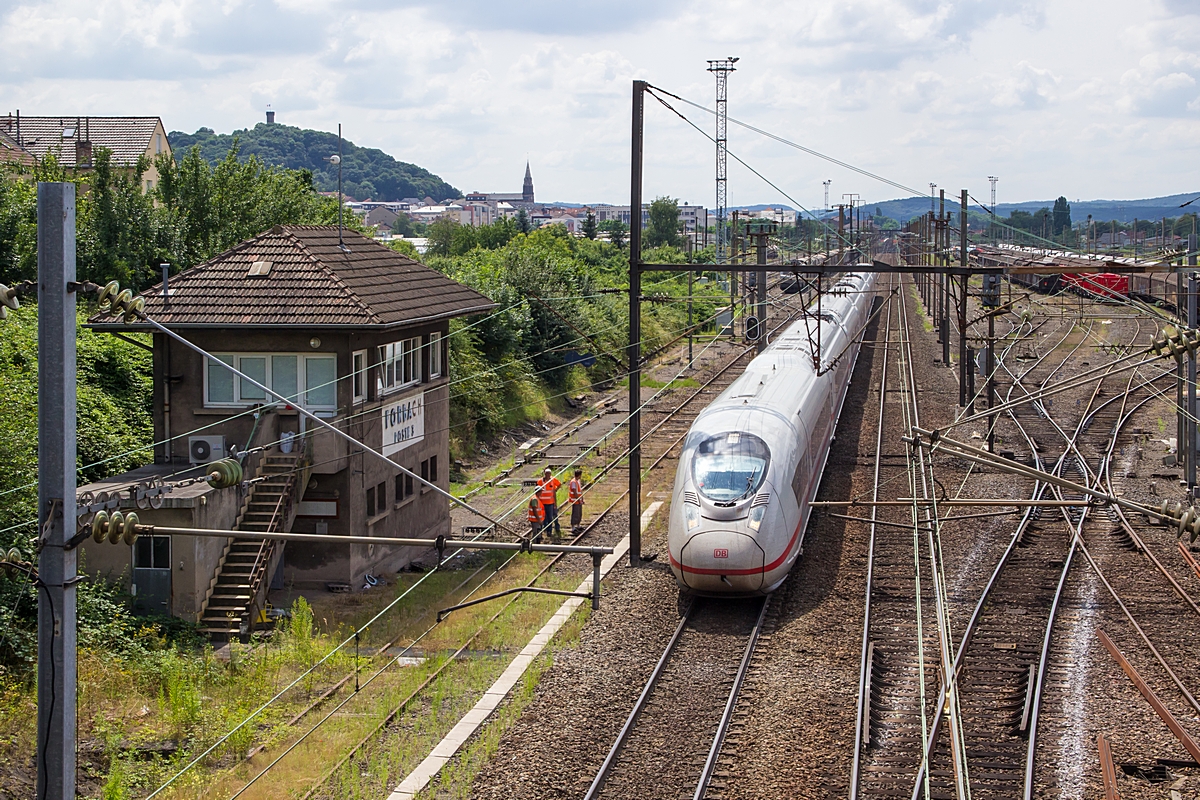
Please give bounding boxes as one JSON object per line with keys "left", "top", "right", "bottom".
{"left": 203, "top": 352, "right": 338, "bottom": 412}
{"left": 428, "top": 332, "right": 443, "bottom": 379}
{"left": 377, "top": 336, "right": 422, "bottom": 396}
{"left": 352, "top": 349, "right": 368, "bottom": 403}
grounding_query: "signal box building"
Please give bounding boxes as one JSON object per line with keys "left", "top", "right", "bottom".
{"left": 82, "top": 226, "right": 494, "bottom": 636}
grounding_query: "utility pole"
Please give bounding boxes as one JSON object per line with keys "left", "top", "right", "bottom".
{"left": 748, "top": 221, "right": 772, "bottom": 354}
{"left": 823, "top": 180, "right": 831, "bottom": 214}
{"left": 708, "top": 57, "right": 738, "bottom": 265}
{"left": 941, "top": 191, "right": 950, "bottom": 366}
{"left": 960, "top": 189, "right": 970, "bottom": 410}
{"left": 628, "top": 81, "right": 645, "bottom": 567}
{"left": 1185, "top": 235, "right": 1195, "bottom": 494}
{"left": 37, "top": 182, "right": 77, "bottom": 800}
{"left": 988, "top": 175, "right": 998, "bottom": 243}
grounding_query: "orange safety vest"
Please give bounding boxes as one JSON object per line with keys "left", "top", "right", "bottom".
{"left": 527, "top": 500, "right": 544, "bottom": 523}
{"left": 536, "top": 477, "right": 561, "bottom": 506}
{"left": 568, "top": 478, "right": 583, "bottom": 505}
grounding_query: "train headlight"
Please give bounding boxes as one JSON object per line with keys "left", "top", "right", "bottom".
{"left": 684, "top": 504, "right": 700, "bottom": 530}
{"left": 748, "top": 504, "right": 766, "bottom": 532}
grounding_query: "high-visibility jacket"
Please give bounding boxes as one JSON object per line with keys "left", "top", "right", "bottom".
{"left": 536, "top": 477, "right": 561, "bottom": 506}
{"left": 527, "top": 500, "right": 544, "bottom": 524}
{"left": 568, "top": 478, "right": 583, "bottom": 505}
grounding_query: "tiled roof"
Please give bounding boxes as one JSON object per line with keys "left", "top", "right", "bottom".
{"left": 0, "top": 129, "right": 35, "bottom": 167}
{"left": 89, "top": 226, "right": 496, "bottom": 329}
{"left": 0, "top": 116, "right": 164, "bottom": 168}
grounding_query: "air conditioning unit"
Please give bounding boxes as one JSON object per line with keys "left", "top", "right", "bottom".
{"left": 188, "top": 435, "right": 225, "bottom": 465}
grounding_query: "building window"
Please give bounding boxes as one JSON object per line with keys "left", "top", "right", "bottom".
{"left": 352, "top": 350, "right": 368, "bottom": 403}
{"left": 305, "top": 356, "right": 336, "bottom": 408}
{"left": 367, "top": 480, "right": 387, "bottom": 518}
{"left": 134, "top": 535, "right": 170, "bottom": 569}
{"left": 377, "top": 337, "right": 421, "bottom": 395}
{"left": 395, "top": 471, "right": 415, "bottom": 505}
{"left": 204, "top": 353, "right": 335, "bottom": 411}
{"left": 430, "top": 455, "right": 438, "bottom": 484}
{"left": 420, "top": 458, "right": 429, "bottom": 483}
{"left": 428, "top": 332, "right": 443, "bottom": 379}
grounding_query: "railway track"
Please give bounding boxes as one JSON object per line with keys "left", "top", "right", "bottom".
{"left": 582, "top": 596, "right": 770, "bottom": 800}
{"left": 849, "top": 284, "right": 1161, "bottom": 800}
{"left": 283, "top": 277, "right": 830, "bottom": 799}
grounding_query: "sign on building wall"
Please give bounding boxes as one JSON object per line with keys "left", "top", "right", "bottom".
{"left": 382, "top": 391, "right": 425, "bottom": 456}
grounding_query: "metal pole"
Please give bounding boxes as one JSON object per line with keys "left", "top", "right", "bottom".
{"left": 1190, "top": 267, "right": 1198, "bottom": 496}
{"left": 37, "top": 182, "right": 77, "bottom": 800}
{"left": 960, "top": 191, "right": 969, "bottom": 408}
{"left": 628, "top": 80, "right": 645, "bottom": 567}
{"left": 592, "top": 553, "right": 602, "bottom": 611}
{"left": 337, "top": 124, "right": 343, "bottom": 249}
{"left": 756, "top": 227, "right": 767, "bottom": 354}
{"left": 688, "top": 270, "right": 694, "bottom": 364}
{"left": 987, "top": 309, "right": 996, "bottom": 453}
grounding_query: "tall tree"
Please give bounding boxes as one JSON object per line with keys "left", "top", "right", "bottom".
{"left": 582, "top": 210, "right": 597, "bottom": 240}
{"left": 1052, "top": 196, "right": 1072, "bottom": 236}
{"left": 515, "top": 207, "right": 532, "bottom": 234}
{"left": 645, "top": 196, "right": 680, "bottom": 249}
{"left": 599, "top": 219, "right": 627, "bottom": 249}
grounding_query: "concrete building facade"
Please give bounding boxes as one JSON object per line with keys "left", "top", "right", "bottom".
{"left": 81, "top": 226, "right": 494, "bottom": 636}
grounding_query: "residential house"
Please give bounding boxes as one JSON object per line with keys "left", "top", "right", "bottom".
{"left": 82, "top": 225, "right": 495, "bottom": 636}
{"left": 0, "top": 114, "right": 171, "bottom": 190}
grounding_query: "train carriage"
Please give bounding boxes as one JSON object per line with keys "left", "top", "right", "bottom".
{"left": 668, "top": 272, "right": 876, "bottom": 595}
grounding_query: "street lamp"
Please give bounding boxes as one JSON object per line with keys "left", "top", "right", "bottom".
{"left": 324, "top": 124, "right": 346, "bottom": 251}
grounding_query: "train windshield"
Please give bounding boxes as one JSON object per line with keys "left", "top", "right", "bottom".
{"left": 692, "top": 432, "right": 770, "bottom": 503}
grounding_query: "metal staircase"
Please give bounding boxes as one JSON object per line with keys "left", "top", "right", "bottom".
{"left": 199, "top": 441, "right": 310, "bottom": 638}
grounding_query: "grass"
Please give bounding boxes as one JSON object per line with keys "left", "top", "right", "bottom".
{"left": 640, "top": 376, "right": 700, "bottom": 390}
{"left": 425, "top": 607, "right": 590, "bottom": 799}
{"left": 0, "top": 544, "right": 605, "bottom": 800}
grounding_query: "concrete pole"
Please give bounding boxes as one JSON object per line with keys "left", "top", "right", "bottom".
{"left": 36, "top": 182, "right": 77, "bottom": 800}
{"left": 628, "top": 81, "right": 645, "bottom": 566}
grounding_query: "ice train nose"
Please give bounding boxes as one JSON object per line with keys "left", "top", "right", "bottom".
{"left": 676, "top": 530, "right": 765, "bottom": 593}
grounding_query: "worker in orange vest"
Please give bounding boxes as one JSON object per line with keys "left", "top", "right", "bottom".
{"left": 536, "top": 467, "right": 562, "bottom": 541}
{"left": 527, "top": 496, "right": 544, "bottom": 541}
{"left": 568, "top": 468, "right": 585, "bottom": 534}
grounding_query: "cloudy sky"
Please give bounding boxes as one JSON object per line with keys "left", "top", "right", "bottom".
{"left": 2, "top": 0, "right": 1198, "bottom": 209}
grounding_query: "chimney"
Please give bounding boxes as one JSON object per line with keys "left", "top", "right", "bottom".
{"left": 266, "top": 104, "right": 275, "bottom": 124}
{"left": 76, "top": 140, "right": 93, "bottom": 167}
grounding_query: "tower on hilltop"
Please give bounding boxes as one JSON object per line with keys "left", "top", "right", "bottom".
{"left": 522, "top": 162, "right": 534, "bottom": 204}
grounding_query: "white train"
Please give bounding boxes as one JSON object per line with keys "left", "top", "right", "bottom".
{"left": 668, "top": 272, "right": 877, "bottom": 595}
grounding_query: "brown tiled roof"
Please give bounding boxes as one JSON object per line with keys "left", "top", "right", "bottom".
{"left": 0, "top": 129, "right": 35, "bottom": 167}
{"left": 0, "top": 115, "right": 165, "bottom": 168}
{"left": 89, "top": 226, "right": 496, "bottom": 330}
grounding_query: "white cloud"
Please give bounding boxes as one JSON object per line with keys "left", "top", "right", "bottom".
{"left": 0, "top": 0, "right": 1197, "bottom": 205}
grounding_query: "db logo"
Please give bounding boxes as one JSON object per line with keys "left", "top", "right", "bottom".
{"left": 713, "top": 548, "right": 729, "bottom": 559}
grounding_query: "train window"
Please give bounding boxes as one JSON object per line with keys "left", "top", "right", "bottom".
{"left": 692, "top": 432, "right": 770, "bottom": 503}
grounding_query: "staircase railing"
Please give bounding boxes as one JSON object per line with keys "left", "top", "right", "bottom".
{"left": 245, "top": 435, "right": 312, "bottom": 631}
{"left": 198, "top": 408, "right": 275, "bottom": 623}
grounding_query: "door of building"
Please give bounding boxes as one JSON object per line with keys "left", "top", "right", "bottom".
{"left": 133, "top": 535, "right": 172, "bottom": 615}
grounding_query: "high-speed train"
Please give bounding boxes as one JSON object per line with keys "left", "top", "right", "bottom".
{"left": 668, "top": 272, "right": 877, "bottom": 595}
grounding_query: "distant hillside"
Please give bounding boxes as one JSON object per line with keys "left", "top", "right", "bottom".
{"left": 167, "top": 123, "right": 459, "bottom": 203}
{"left": 867, "top": 193, "right": 1200, "bottom": 224}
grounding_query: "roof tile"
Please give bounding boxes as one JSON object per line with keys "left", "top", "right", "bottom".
{"left": 89, "top": 226, "right": 496, "bottom": 329}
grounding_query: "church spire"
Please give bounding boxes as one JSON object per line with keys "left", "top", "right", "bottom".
{"left": 522, "top": 161, "right": 534, "bottom": 204}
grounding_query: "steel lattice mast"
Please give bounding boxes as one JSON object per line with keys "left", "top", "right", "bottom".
{"left": 708, "top": 57, "right": 738, "bottom": 263}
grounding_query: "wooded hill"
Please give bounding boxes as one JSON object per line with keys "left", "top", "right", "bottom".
{"left": 167, "top": 123, "right": 459, "bottom": 203}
